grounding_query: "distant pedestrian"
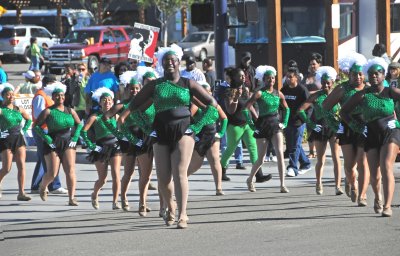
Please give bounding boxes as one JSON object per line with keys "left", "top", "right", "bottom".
{"left": 202, "top": 58, "right": 216, "bottom": 90}
{"left": 29, "top": 37, "right": 44, "bottom": 71}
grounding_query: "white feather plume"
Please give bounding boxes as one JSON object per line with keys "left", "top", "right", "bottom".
{"left": 338, "top": 51, "right": 367, "bottom": 72}
{"left": 255, "top": 65, "right": 277, "bottom": 80}
{"left": 44, "top": 81, "right": 66, "bottom": 96}
{"left": 363, "top": 57, "right": 389, "bottom": 76}
{"left": 119, "top": 70, "right": 137, "bottom": 86}
{"left": 134, "top": 66, "right": 158, "bottom": 84}
{"left": 0, "top": 82, "right": 15, "bottom": 95}
{"left": 91, "top": 87, "right": 114, "bottom": 103}
{"left": 155, "top": 43, "right": 183, "bottom": 77}
{"left": 315, "top": 66, "right": 338, "bottom": 85}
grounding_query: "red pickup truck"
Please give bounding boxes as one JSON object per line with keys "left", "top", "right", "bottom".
{"left": 45, "top": 25, "right": 134, "bottom": 74}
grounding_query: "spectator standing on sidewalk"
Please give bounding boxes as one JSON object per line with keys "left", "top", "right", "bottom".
{"left": 202, "top": 58, "right": 216, "bottom": 91}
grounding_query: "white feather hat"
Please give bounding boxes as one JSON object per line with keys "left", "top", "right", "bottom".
{"left": 91, "top": 87, "right": 114, "bottom": 103}
{"left": 255, "top": 65, "right": 277, "bottom": 80}
{"left": 315, "top": 66, "right": 338, "bottom": 85}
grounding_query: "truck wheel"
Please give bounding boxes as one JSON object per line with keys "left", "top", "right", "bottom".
{"left": 18, "top": 48, "right": 30, "bottom": 63}
{"left": 88, "top": 55, "right": 99, "bottom": 73}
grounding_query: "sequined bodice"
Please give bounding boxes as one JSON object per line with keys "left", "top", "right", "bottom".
{"left": 153, "top": 79, "right": 190, "bottom": 113}
{"left": 257, "top": 89, "right": 280, "bottom": 116}
{"left": 0, "top": 106, "right": 22, "bottom": 130}
{"left": 94, "top": 113, "right": 115, "bottom": 140}
{"left": 46, "top": 108, "right": 74, "bottom": 132}
{"left": 362, "top": 91, "right": 395, "bottom": 122}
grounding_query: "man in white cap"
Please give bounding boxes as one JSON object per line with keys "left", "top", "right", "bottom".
{"left": 15, "top": 70, "right": 42, "bottom": 94}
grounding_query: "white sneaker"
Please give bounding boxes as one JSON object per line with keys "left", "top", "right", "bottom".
{"left": 298, "top": 167, "right": 311, "bottom": 175}
{"left": 271, "top": 156, "right": 277, "bottom": 162}
{"left": 264, "top": 157, "right": 270, "bottom": 163}
{"left": 50, "top": 187, "right": 68, "bottom": 194}
{"left": 287, "top": 168, "right": 296, "bottom": 177}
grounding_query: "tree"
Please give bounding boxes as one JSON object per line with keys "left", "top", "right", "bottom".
{"left": 137, "top": 0, "right": 202, "bottom": 47}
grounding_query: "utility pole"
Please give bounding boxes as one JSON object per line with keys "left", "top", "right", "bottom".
{"left": 377, "top": 0, "right": 391, "bottom": 56}
{"left": 214, "top": 0, "right": 228, "bottom": 81}
{"left": 267, "top": 0, "right": 283, "bottom": 89}
{"left": 325, "top": 0, "right": 339, "bottom": 71}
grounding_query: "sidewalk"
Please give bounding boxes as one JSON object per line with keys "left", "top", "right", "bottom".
{"left": 0, "top": 146, "right": 399, "bottom": 255}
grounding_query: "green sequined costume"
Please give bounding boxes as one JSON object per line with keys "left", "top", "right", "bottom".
{"left": 252, "top": 89, "right": 290, "bottom": 140}
{"left": 0, "top": 106, "right": 30, "bottom": 153}
{"left": 355, "top": 87, "right": 400, "bottom": 150}
{"left": 33, "top": 106, "right": 82, "bottom": 155}
{"left": 151, "top": 78, "right": 218, "bottom": 146}
{"left": 299, "top": 90, "right": 339, "bottom": 141}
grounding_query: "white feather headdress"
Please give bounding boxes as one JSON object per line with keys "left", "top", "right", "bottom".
{"left": 91, "top": 87, "right": 114, "bottom": 103}
{"left": 44, "top": 81, "right": 66, "bottom": 96}
{"left": 315, "top": 66, "right": 337, "bottom": 85}
{"left": 338, "top": 51, "right": 367, "bottom": 73}
{"left": 119, "top": 70, "right": 137, "bottom": 86}
{"left": 363, "top": 57, "right": 389, "bottom": 76}
{"left": 155, "top": 43, "right": 183, "bottom": 77}
{"left": 255, "top": 65, "right": 277, "bottom": 80}
{"left": 135, "top": 66, "right": 158, "bottom": 84}
{"left": 0, "top": 82, "right": 14, "bottom": 95}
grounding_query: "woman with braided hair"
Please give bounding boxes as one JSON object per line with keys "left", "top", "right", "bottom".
{"left": 81, "top": 87, "right": 122, "bottom": 210}
{"left": 187, "top": 82, "right": 227, "bottom": 196}
{"left": 104, "top": 74, "right": 157, "bottom": 216}
{"left": 298, "top": 66, "right": 343, "bottom": 195}
{"left": 341, "top": 58, "right": 399, "bottom": 217}
{"left": 0, "top": 83, "right": 32, "bottom": 201}
{"left": 244, "top": 65, "right": 290, "bottom": 193}
{"left": 34, "top": 82, "right": 82, "bottom": 206}
{"left": 120, "top": 44, "right": 218, "bottom": 229}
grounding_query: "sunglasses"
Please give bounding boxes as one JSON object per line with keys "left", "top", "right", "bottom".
{"left": 78, "top": 68, "right": 86, "bottom": 71}
{"left": 130, "top": 61, "right": 138, "bottom": 64}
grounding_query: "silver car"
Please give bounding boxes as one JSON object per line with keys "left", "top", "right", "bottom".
{"left": 178, "top": 31, "right": 214, "bottom": 61}
{"left": 0, "top": 25, "right": 59, "bottom": 63}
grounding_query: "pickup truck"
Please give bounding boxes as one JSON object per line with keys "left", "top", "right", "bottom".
{"left": 45, "top": 25, "right": 134, "bottom": 74}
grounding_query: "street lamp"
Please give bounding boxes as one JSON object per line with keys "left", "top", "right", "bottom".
{"left": 9, "top": 0, "right": 31, "bottom": 24}
{"left": 48, "top": 0, "right": 68, "bottom": 38}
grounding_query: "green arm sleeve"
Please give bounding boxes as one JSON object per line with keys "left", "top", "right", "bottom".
{"left": 103, "top": 119, "right": 125, "bottom": 140}
{"left": 71, "top": 123, "right": 83, "bottom": 142}
{"left": 396, "top": 120, "right": 400, "bottom": 128}
{"left": 22, "top": 119, "right": 32, "bottom": 134}
{"left": 120, "top": 125, "right": 141, "bottom": 145}
{"left": 33, "top": 125, "right": 53, "bottom": 145}
{"left": 81, "top": 130, "right": 95, "bottom": 150}
{"left": 298, "top": 110, "right": 316, "bottom": 129}
{"left": 190, "top": 105, "right": 219, "bottom": 135}
{"left": 243, "top": 109, "right": 255, "bottom": 130}
{"left": 282, "top": 107, "right": 290, "bottom": 128}
{"left": 218, "top": 118, "right": 228, "bottom": 138}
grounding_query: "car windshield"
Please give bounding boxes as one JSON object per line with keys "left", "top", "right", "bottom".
{"left": 62, "top": 30, "right": 100, "bottom": 43}
{"left": 181, "top": 33, "right": 208, "bottom": 43}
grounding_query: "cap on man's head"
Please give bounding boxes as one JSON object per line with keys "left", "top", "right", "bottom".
{"left": 241, "top": 51, "right": 252, "bottom": 60}
{"left": 22, "top": 70, "right": 36, "bottom": 80}
{"left": 389, "top": 62, "right": 400, "bottom": 70}
{"left": 100, "top": 57, "right": 112, "bottom": 65}
{"left": 186, "top": 56, "right": 196, "bottom": 65}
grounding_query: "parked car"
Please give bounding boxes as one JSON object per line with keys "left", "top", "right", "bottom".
{"left": 178, "top": 31, "right": 214, "bottom": 61}
{"left": 45, "top": 25, "right": 134, "bottom": 74}
{"left": 0, "top": 24, "right": 59, "bottom": 63}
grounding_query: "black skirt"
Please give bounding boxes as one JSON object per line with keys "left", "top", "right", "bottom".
{"left": 337, "top": 122, "right": 365, "bottom": 148}
{"left": 119, "top": 134, "right": 154, "bottom": 157}
{"left": 365, "top": 115, "right": 400, "bottom": 151}
{"left": 194, "top": 124, "right": 217, "bottom": 157}
{"left": 86, "top": 136, "right": 121, "bottom": 163}
{"left": 253, "top": 113, "right": 281, "bottom": 140}
{"left": 153, "top": 107, "right": 192, "bottom": 147}
{"left": 0, "top": 134, "right": 26, "bottom": 154}
{"left": 308, "top": 118, "right": 335, "bottom": 142}
{"left": 43, "top": 128, "right": 75, "bottom": 157}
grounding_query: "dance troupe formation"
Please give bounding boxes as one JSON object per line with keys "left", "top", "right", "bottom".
{"left": 0, "top": 44, "right": 398, "bottom": 230}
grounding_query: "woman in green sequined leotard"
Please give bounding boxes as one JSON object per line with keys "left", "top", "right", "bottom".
{"left": 120, "top": 45, "right": 218, "bottom": 229}
{"left": 104, "top": 78, "right": 158, "bottom": 216}
{"left": 187, "top": 82, "right": 227, "bottom": 196}
{"left": 244, "top": 66, "right": 290, "bottom": 193}
{"left": 322, "top": 61, "right": 372, "bottom": 206}
{"left": 81, "top": 88, "right": 122, "bottom": 210}
{"left": 0, "top": 83, "right": 32, "bottom": 201}
{"left": 298, "top": 66, "right": 342, "bottom": 196}
{"left": 34, "top": 83, "right": 82, "bottom": 206}
{"left": 341, "top": 60, "right": 400, "bottom": 217}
